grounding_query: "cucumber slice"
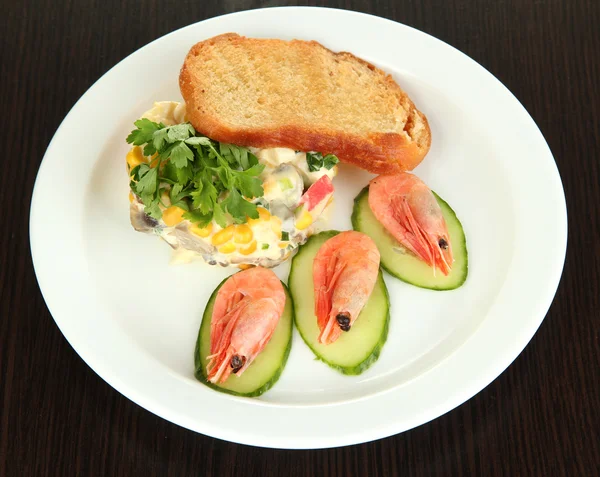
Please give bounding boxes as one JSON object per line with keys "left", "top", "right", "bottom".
{"left": 194, "top": 277, "right": 293, "bottom": 397}
{"left": 289, "top": 231, "right": 390, "bottom": 375}
{"left": 352, "top": 187, "right": 468, "bottom": 290}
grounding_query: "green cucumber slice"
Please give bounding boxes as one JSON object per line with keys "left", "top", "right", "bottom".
{"left": 194, "top": 277, "right": 293, "bottom": 397}
{"left": 289, "top": 231, "right": 390, "bottom": 375}
{"left": 352, "top": 187, "right": 468, "bottom": 290}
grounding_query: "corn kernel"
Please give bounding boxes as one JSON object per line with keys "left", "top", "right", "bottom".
{"left": 128, "top": 192, "right": 134, "bottom": 203}
{"left": 218, "top": 243, "right": 237, "bottom": 254}
{"left": 126, "top": 147, "right": 145, "bottom": 169}
{"left": 238, "top": 263, "right": 254, "bottom": 270}
{"left": 279, "top": 242, "right": 288, "bottom": 249}
{"left": 239, "top": 240, "right": 257, "bottom": 255}
{"left": 190, "top": 222, "right": 213, "bottom": 238}
{"left": 162, "top": 206, "right": 185, "bottom": 226}
{"left": 270, "top": 217, "right": 282, "bottom": 239}
{"left": 295, "top": 210, "right": 313, "bottom": 230}
{"left": 212, "top": 225, "right": 235, "bottom": 246}
{"left": 248, "top": 207, "right": 270, "bottom": 226}
{"left": 234, "top": 224, "right": 254, "bottom": 244}
{"left": 257, "top": 207, "right": 270, "bottom": 221}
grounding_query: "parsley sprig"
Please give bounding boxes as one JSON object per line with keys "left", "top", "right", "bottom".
{"left": 126, "top": 119, "right": 264, "bottom": 227}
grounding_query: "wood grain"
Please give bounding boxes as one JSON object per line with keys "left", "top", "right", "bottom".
{"left": 1, "top": 0, "right": 599, "bottom": 475}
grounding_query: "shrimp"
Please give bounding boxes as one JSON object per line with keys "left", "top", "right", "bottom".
{"left": 206, "top": 267, "right": 285, "bottom": 384}
{"left": 313, "top": 231, "right": 380, "bottom": 345}
{"left": 369, "top": 173, "right": 453, "bottom": 275}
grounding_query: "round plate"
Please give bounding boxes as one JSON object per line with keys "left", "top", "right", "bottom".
{"left": 30, "top": 7, "right": 567, "bottom": 448}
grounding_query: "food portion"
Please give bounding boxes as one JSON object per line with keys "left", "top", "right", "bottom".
{"left": 126, "top": 101, "right": 337, "bottom": 268}
{"left": 119, "top": 34, "right": 471, "bottom": 397}
{"left": 313, "top": 231, "right": 380, "bottom": 344}
{"left": 195, "top": 267, "right": 293, "bottom": 397}
{"left": 352, "top": 174, "right": 468, "bottom": 290}
{"left": 179, "top": 33, "right": 431, "bottom": 174}
{"left": 289, "top": 231, "right": 389, "bottom": 375}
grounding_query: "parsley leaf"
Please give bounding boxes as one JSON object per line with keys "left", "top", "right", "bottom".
{"left": 161, "top": 161, "right": 178, "bottom": 182}
{"left": 219, "top": 143, "right": 238, "bottom": 165}
{"left": 163, "top": 160, "right": 193, "bottom": 184}
{"left": 215, "top": 166, "right": 233, "bottom": 189}
{"left": 152, "top": 128, "right": 169, "bottom": 152}
{"left": 135, "top": 165, "right": 158, "bottom": 196}
{"left": 234, "top": 164, "right": 264, "bottom": 199}
{"left": 167, "top": 123, "right": 195, "bottom": 142}
{"left": 185, "top": 136, "right": 212, "bottom": 146}
{"left": 126, "top": 118, "right": 164, "bottom": 146}
{"left": 191, "top": 174, "right": 217, "bottom": 215}
{"left": 171, "top": 200, "right": 189, "bottom": 211}
{"left": 169, "top": 183, "right": 191, "bottom": 206}
{"left": 221, "top": 188, "right": 259, "bottom": 223}
{"left": 236, "top": 147, "right": 250, "bottom": 169}
{"left": 212, "top": 202, "right": 227, "bottom": 228}
{"left": 170, "top": 142, "right": 194, "bottom": 168}
{"left": 183, "top": 209, "right": 213, "bottom": 228}
{"left": 219, "top": 143, "right": 256, "bottom": 169}
{"left": 143, "top": 198, "right": 162, "bottom": 220}
{"left": 130, "top": 164, "right": 142, "bottom": 181}
{"left": 143, "top": 143, "right": 157, "bottom": 156}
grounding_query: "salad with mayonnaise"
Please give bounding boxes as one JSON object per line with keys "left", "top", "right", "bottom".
{"left": 126, "top": 102, "right": 338, "bottom": 267}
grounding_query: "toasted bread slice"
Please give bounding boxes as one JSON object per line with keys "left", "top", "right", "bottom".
{"left": 179, "top": 33, "right": 431, "bottom": 173}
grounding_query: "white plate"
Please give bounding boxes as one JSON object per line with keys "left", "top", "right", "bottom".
{"left": 30, "top": 7, "right": 567, "bottom": 448}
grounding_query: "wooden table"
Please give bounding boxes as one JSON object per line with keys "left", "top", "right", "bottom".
{"left": 2, "top": 0, "right": 599, "bottom": 475}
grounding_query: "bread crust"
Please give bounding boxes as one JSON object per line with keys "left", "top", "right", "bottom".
{"left": 179, "top": 34, "right": 431, "bottom": 174}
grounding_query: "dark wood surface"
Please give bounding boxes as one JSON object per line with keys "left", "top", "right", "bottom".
{"left": 2, "top": 0, "right": 599, "bottom": 475}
